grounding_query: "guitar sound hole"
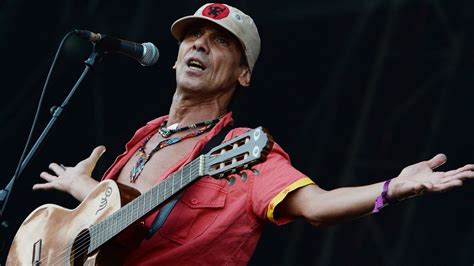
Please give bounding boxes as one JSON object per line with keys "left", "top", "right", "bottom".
{"left": 70, "top": 229, "right": 91, "bottom": 265}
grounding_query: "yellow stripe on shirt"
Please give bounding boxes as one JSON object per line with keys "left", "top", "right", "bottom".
{"left": 267, "top": 177, "right": 315, "bottom": 223}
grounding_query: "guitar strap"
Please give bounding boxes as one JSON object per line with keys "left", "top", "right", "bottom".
{"left": 146, "top": 124, "right": 235, "bottom": 239}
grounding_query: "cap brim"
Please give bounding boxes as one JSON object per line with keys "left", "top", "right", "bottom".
{"left": 170, "top": 16, "right": 247, "bottom": 51}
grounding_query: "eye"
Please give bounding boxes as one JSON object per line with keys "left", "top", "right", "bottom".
{"left": 215, "top": 36, "right": 229, "bottom": 46}
{"left": 184, "top": 30, "right": 202, "bottom": 40}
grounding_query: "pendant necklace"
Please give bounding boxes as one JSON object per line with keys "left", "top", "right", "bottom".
{"left": 129, "top": 118, "right": 219, "bottom": 183}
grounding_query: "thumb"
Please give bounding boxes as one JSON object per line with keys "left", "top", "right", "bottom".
{"left": 427, "top": 153, "right": 447, "bottom": 170}
{"left": 83, "top": 145, "right": 106, "bottom": 169}
{"left": 89, "top": 145, "right": 106, "bottom": 161}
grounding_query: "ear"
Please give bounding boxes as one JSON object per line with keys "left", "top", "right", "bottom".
{"left": 237, "top": 67, "right": 251, "bottom": 87}
{"left": 172, "top": 61, "right": 177, "bottom": 69}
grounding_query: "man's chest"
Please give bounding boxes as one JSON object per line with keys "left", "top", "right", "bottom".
{"left": 115, "top": 134, "right": 204, "bottom": 193}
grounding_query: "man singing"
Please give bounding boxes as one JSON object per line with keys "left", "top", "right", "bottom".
{"left": 32, "top": 3, "right": 474, "bottom": 265}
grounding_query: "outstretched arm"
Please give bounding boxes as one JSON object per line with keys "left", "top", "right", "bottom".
{"left": 32, "top": 146, "right": 106, "bottom": 202}
{"left": 279, "top": 154, "right": 474, "bottom": 226}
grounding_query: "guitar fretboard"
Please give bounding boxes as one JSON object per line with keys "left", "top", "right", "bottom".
{"left": 87, "top": 158, "right": 201, "bottom": 253}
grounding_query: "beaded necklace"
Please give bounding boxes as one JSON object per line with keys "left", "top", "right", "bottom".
{"left": 158, "top": 117, "right": 221, "bottom": 138}
{"left": 129, "top": 119, "right": 219, "bottom": 183}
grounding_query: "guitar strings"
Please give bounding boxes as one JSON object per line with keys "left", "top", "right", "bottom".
{"left": 44, "top": 139, "right": 246, "bottom": 265}
{"left": 47, "top": 162, "right": 199, "bottom": 265}
{"left": 23, "top": 128, "right": 257, "bottom": 264}
{"left": 49, "top": 161, "right": 200, "bottom": 265}
{"left": 41, "top": 159, "right": 201, "bottom": 265}
{"left": 54, "top": 143, "right": 245, "bottom": 264}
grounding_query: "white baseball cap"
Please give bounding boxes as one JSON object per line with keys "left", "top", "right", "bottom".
{"left": 171, "top": 3, "right": 261, "bottom": 72}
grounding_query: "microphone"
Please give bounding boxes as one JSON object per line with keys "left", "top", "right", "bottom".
{"left": 75, "top": 29, "right": 159, "bottom": 66}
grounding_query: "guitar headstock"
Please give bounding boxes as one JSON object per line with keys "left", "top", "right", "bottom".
{"left": 202, "top": 127, "right": 273, "bottom": 179}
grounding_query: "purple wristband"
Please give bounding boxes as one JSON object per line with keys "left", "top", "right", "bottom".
{"left": 372, "top": 179, "right": 392, "bottom": 213}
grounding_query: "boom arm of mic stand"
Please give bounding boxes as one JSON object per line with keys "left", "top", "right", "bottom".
{"left": 0, "top": 46, "right": 103, "bottom": 260}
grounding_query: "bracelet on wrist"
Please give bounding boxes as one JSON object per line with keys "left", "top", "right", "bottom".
{"left": 372, "top": 179, "right": 396, "bottom": 213}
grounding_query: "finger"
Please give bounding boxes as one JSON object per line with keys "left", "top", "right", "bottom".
{"left": 443, "top": 171, "right": 474, "bottom": 183}
{"left": 89, "top": 145, "right": 106, "bottom": 161}
{"left": 430, "top": 180, "right": 463, "bottom": 193}
{"left": 83, "top": 145, "right": 106, "bottom": 167}
{"left": 39, "top": 171, "right": 57, "bottom": 182}
{"left": 444, "top": 164, "right": 474, "bottom": 176}
{"left": 459, "top": 164, "right": 474, "bottom": 171}
{"left": 32, "top": 183, "right": 57, "bottom": 191}
{"left": 92, "top": 145, "right": 106, "bottom": 156}
{"left": 49, "top": 163, "right": 66, "bottom": 174}
{"left": 426, "top": 154, "right": 447, "bottom": 170}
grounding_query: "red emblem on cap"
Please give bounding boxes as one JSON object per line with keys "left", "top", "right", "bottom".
{"left": 202, "top": 3, "right": 229, "bottom": 20}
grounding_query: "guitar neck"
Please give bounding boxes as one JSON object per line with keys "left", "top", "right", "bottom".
{"left": 87, "top": 157, "right": 203, "bottom": 253}
{"left": 85, "top": 126, "right": 271, "bottom": 254}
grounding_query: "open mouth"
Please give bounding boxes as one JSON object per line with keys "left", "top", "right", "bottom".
{"left": 187, "top": 58, "right": 206, "bottom": 71}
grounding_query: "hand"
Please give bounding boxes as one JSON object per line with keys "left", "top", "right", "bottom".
{"left": 33, "top": 146, "right": 106, "bottom": 201}
{"left": 388, "top": 154, "right": 474, "bottom": 201}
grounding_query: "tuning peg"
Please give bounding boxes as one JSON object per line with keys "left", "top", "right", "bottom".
{"left": 251, "top": 168, "right": 260, "bottom": 176}
{"left": 225, "top": 175, "right": 236, "bottom": 186}
{"left": 239, "top": 171, "right": 248, "bottom": 182}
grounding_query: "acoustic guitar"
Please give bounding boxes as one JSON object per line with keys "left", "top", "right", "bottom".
{"left": 7, "top": 127, "right": 273, "bottom": 265}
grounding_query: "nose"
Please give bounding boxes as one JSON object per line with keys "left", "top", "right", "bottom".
{"left": 193, "top": 34, "right": 209, "bottom": 54}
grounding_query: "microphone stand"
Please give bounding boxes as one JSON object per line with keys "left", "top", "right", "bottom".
{"left": 0, "top": 45, "right": 103, "bottom": 259}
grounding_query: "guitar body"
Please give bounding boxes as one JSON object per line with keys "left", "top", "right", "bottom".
{"left": 7, "top": 180, "right": 144, "bottom": 265}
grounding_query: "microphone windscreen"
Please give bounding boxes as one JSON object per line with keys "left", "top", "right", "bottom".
{"left": 140, "top": 42, "right": 159, "bottom": 66}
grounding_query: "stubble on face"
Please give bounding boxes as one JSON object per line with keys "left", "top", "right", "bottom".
{"left": 174, "top": 21, "right": 246, "bottom": 99}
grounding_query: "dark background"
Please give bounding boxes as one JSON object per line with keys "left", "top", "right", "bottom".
{"left": 1, "top": 0, "right": 473, "bottom": 265}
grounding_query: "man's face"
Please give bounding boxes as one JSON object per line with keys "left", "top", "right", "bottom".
{"left": 175, "top": 21, "right": 249, "bottom": 96}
